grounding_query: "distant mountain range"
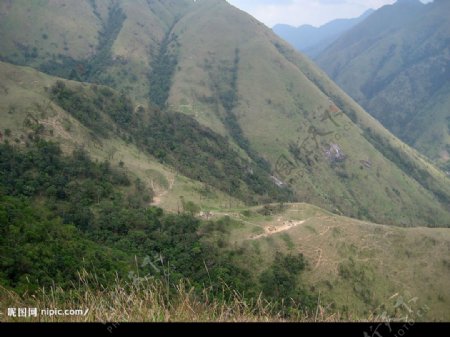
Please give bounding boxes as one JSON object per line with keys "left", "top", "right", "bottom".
{"left": 273, "top": 9, "right": 374, "bottom": 58}
{"left": 315, "top": 0, "right": 450, "bottom": 170}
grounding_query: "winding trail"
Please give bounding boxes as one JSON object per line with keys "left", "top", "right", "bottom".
{"left": 250, "top": 220, "right": 306, "bottom": 240}
{"left": 38, "top": 118, "right": 72, "bottom": 140}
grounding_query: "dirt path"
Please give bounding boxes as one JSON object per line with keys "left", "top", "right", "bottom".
{"left": 38, "top": 118, "right": 72, "bottom": 140}
{"left": 318, "top": 225, "right": 339, "bottom": 236}
{"left": 250, "top": 220, "right": 306, "bottom": 240}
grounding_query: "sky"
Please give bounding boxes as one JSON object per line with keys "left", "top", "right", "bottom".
{"left": 226, "top": 0, "right": 433, "bottom": 28}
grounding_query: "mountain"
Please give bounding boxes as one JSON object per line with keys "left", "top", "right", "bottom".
{"left": 1, "top": 0, "right": 450, "bottom": 321}
{"left": 1, "top": 0, "right": 450, "bottom": 228}
{"left": 273, "top": 9, "right": 374, "bottom": 58}
{"left": 0, "top": 0, "right": 195, "bottom": 102}
{"left": 0, "top": 60, "right": 282, "bottom": 209}
{"left": 316, "top": 0, "right": 450, "bottom": 170}
{"left": 2, "top": 65, "right": 450, "bottom": 320}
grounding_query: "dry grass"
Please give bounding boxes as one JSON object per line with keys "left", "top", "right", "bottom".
{"left": 224, "top": 204, "right": 450, "bottom": 321}
{"left": 0, "top": 270, "right": 346, "bottom": 323}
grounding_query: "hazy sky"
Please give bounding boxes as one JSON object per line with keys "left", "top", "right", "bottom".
{"left": 226, "top": 0, "right": 433, "bottom": 28}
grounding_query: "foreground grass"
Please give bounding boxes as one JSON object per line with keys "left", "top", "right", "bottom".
{"left": 0, "top": 271, "right": 346, "bottom": 323}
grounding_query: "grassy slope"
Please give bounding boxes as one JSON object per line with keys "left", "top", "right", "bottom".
{"left": 1, "top": 1, "right": 450, "bottom": 322}
{"left": 0, "top": 61, "right": 242, "bottom": 211}
{"left": 0, "top": 0, "right": 101, "bottom": 61}
{"left": 405, "top": 83, "right": 450, "bottom": 166}
{"left": 110, "top": 0, "right": 196, "bottom": 100}
{"left": 1, "top": 198, "right": 449, "bottom": 321}
{"left": 2, "top": 0, "right": 450, "bottom": 226}
{"left": 168, "top": 0, "right": 450, "bottom": 227}
{"left": 316, "top": 0, "right": 450, "bottom": 165}
{"left": 1, "top": 62, "right": 450, "bottom": 322}
{"left": 208, "top": 203, "right": 450, "bottom": 321}
{"left": 0, "top": 0, "right": 195, "bottom": 102}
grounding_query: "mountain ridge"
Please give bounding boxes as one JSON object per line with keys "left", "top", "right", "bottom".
{"left": 1, "top": 0, "right": 450, "bottom": 228}
{"left": 1, "top": 0, "right": 450, "bottom": 321}
{"left": 273, "top": 9, "right": 374, "bottom": 58}
{"left": 316, "top": 0, "right": 450, "bottom": 169}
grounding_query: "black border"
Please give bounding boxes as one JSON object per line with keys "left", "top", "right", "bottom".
{"left": 0, "top": 323, "right": 448, "bottom": 336}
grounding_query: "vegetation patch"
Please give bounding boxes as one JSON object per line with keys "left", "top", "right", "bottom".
{"left": 0, "top": 141, "right": 313, "bottom": 312}
{"left": 148, "top": 27, "right": 180, "bottom": 108}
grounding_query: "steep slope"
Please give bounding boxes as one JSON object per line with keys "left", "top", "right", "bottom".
{"left": 3, "top": 61, "right": 449, "bottom": 321}
{"left": 316, "top": 0, "right": 450, "bottom": 168}
{"left": 273, "top": 9, "right": 374, "bottom": 58}
{"left": 216, "top": 203, "right": 450, "bottom": 320}
{"left": 0, "top": 0, "right": 196, "bottom": 101}
{"left": 1, "top": 0, "right": 450, "bottom": 227}
{"left": 403, "top": 82, "right": 450, "bottom": 168}
{"left": 2, "top": 1, "right": 450, "bottom": 322}
{"left": 2, "top": 200, "right": 450, "bottom": 321}
{"left": 166, "top": 0, "right": 450, "bottom": 227}
{"left": 0, "top": 61, "right": 271, "bottom": 209}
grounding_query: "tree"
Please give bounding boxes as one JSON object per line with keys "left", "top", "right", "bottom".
{"left": 259, "top": 252, "right": 311, "bottom": 310}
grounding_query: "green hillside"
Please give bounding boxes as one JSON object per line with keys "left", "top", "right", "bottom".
{"left": 1, "top": 0, "right": 450, "bottom": 322}
{"left": 166, "top": 0, "right": 450, "bottom": 226}
{"left": 0, "top": 61, "right": 290, "bottom": 207}
{"left": 1, "top": 133, "right": 449, "bottom": 321}
{"left": 1, "top": 0, "right": 450, "bottom": 227}
{"left": 316, "top": 0, "right": 450, "bottom": 169}
{"left": 208, "top": 203, "right": 450, "bottom": 321}
{"left": 0, "top": 0, "right": 195, "bottom": 101}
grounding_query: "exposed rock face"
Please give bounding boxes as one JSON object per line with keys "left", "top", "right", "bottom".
{"left": 324, "top": 143, "right": 346, "bottom": 163}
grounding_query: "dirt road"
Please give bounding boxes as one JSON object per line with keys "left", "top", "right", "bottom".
{"left": 250, "top": 220, "right": 306, "bottom": 240}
